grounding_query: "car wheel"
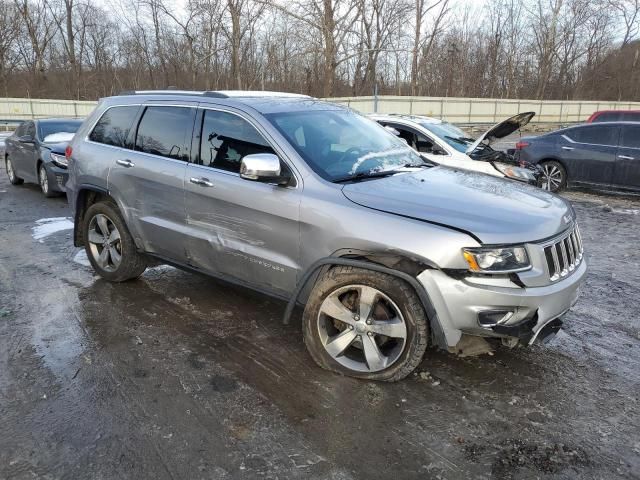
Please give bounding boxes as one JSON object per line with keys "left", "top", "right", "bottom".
{"left": 83, "top": 201, "right": 148, "bottom": 282}
{"left": 5, "top": 158, "right": 23, "bottom": 185}
{"left": 39, "top": 164, "right": 57, "bottom": 197}
{"left": 539, "top": 161, "right": 566, "bottom": 192}
{"left": 303, "top": 266, "right": 428, "bottom": 381}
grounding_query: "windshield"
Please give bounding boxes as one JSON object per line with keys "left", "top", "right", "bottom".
{"left": 419, "top": 121, "right": 474, "bottom": 153}
{"left": 38, "top": 120, "right": 82, "bottom": 142}
{"left": 266, "top": 110, "right": 424, "bottom": 181}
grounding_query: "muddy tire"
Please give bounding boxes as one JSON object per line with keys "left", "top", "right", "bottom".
{"left": 539, "top": 160, "right": 566, "bottom": 192}
{"left": 83, "top": 201, "right": 147, "bottom": 282}
{"left": 303, "top": 266, "right": 428, "bottom": 382}
{"left": 5, "top": 157, "right": 23, "bottom": 185}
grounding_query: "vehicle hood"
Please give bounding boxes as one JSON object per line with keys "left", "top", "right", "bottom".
{"left": 341, "top": 167, "right": 573, "bottom": 245}
{"left": 41, "top": 141, "right": 69, "bottom": 154}
{"left": 465, "top": 112, "right": 535, "bottom": 154}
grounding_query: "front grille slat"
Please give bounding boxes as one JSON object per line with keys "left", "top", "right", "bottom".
{"left": 543, "top": 223, "right": 583, "bottom": 282}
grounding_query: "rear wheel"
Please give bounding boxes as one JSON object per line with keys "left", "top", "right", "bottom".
{"left": 539, "top": 161, "right": 566, "bottom": 192}
{"left": 5, "top": 158, "right": 23, "bottom": 185}
{"left": 83, "top": 201, "right": 148, "bottom": 281}
{"left": 39, "top": 164, "right": 57, "bottom": 197}
{"left": 303, "top": 266, "right": 428, "bottom": 381}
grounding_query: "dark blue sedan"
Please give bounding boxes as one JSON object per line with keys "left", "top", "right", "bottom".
{"left": 4, "top": 118, "right": 82, "bottom": 197}
{"left": 516, "top": 121, "right": 640, "bottom": 193}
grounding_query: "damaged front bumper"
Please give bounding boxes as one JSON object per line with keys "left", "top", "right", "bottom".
{"left": 417, "top": 259, "right": 586, "bottom": 348}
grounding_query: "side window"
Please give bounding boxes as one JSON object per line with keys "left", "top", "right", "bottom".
{"left": 89, "top": 106, "right": 139, "bottom": 148}
{"left": 14, "top": 123, "right": 25, "bottom": 137}
{"left": 134, "top": 106, "right": 192, "bottom": 161}
{"left": 621, "top": 126, "right": 640, "bottom": 149}
{"left": 567, "top": 126, "right": 618, "bottom": 146}
{"left": 415, "top": 132, "right": 437, "bottom": 153}
{"left": 199, "top": 110, "right": 275, "bottom": 173}
{"left": 24, "top": 122, "right": 36, "bottom": 138}
{"left": 386, "top": 124, "right": 417, "bottom": 149}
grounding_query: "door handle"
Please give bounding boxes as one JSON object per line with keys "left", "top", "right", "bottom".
{"left": 561, "top": 146, "right": 574, "bottom": 151}
{"left": 116, "top": 159, "right": 135, "bottom": 168}
{"left": 618, "top": 155, "right": 635, "bottom": 160}
{"left": 190, "top": 177, "right": 214, "bottom": 187}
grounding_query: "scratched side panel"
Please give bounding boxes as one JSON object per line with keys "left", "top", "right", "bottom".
{"left": 184, "top": 165, "right": 302, "bottom": 295}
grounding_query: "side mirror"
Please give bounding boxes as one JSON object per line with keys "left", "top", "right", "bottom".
{"left": 240, "top": 153, "right": 290, "bottom": 186}
{"left": 18, "top": 135, "right": 35, "bottom": 144}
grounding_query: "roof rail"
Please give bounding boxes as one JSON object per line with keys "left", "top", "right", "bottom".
{"left": 117, "top": 90, "right": 228, "bottom": 98}
{"left": 117, "top": 90, "right": 312, "bottom": 99}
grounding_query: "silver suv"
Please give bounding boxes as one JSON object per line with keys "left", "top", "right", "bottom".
{"left": 66, "top": 91, "right": 586, "bottom": 381}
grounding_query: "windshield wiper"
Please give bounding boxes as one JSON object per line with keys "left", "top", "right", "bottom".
{"left": 332, "top": 169, "right": 403, "bottom": 183}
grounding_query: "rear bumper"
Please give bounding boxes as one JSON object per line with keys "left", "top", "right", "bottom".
{"left": 417, "top": 259, "right": 587, "bottom": 347}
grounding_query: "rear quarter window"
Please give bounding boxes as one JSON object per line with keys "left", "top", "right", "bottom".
{"left": 89, "top": 106, "right": 140, "bottom": 148}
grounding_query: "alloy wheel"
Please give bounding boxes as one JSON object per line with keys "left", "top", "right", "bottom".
{"left": 541, "top": 163, "right": 563, "bottom": 191}
{"left": 6, "top": 159, "right": 15, "bottom": 182}
{"left": 87, "top": 213, "right": 122, "bottom": 272}
{"left": 39, "top": 166, "right": 49, "bottom": 194}
{"left": 317, "top": 284, "right": 407, "bottom": 373}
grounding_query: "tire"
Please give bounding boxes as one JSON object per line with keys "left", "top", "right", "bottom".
{"left": 39, "top": 164, "right": 57, "bottom": 198}
{"left": 5, "top": 157, "right": 23, "bottom": 185}
{"left": 82, "top": 201, "right": 148, "bottom": 282}
{"left": 539, "top": 160, "right": 566, "bottom": 192}
{"left": 302, "top": 266, "right": 429, "bottom": 382}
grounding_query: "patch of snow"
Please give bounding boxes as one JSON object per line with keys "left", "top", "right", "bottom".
{"left": 43, "top": 132, "right": 74, "bottom": 143}
{"left": 32, "top": 217, "right": 74, "bottom": 242}
{"left": 73, "top": 249, "right": 91, "bottom": 267}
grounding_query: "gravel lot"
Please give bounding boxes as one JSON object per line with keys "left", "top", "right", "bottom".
{"left": 1, "top": 171, "right": 639, "bottom": 479}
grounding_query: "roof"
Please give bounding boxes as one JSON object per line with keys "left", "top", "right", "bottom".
{"left": 36, "top": 117, "right": 84, "bottom": 123}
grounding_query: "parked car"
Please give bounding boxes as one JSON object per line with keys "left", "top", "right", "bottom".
{"left": 67, "top": 90, "right": 586, "bottom": 381}
{"left": 370, "top": 113, "right": 540, "bottom": 184}
{"left": 515, "top": 121, "right": 640, "bottom": 193}
{"left": 0, "top": 131, "right": 13, "bottom": 159}
{"left": 4, "top": 118, "right": 83, "bottom": 197}
{"left": 586, "top": 110, "right": 640, "bottom": 123}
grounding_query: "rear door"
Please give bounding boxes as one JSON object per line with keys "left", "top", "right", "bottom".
{"left": 107, "top": 103, "right": 196, "bottom": 263}
{"left": 613, "top": 125, "right": 640, "bottom": 190}
{"left": 559, "top": 125, "right": 620, "bottom": 186}
{"left": 183, "top": 107, "right": 301, "bottom": 296}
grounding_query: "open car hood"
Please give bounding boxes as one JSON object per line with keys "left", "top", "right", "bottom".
{"left": 465, "top": 112, "right": 535, "bottom": 155}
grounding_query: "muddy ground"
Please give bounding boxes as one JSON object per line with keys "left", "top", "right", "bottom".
{"left": 1, "top": 172, "right": 639, "bottom": 480}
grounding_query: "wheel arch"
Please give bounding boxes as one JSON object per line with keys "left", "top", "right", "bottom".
{"left": 73, "top": 185, "right": 113, "bottom": 247}
{"left": 284, "top": 255, "right": 449, "bottom": 349}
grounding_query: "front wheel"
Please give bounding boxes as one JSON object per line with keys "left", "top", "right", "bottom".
{"left": 39, "top": 164, "right": 57, "bottom": 197}
{"left": 539, "top": 161, "right": 566, "bottom": 192}
{"left": 5, "top": 158, "right": 23, "bottom": 185}
{"left": 83, "top": 201, "right": 148, "bottom": 282}
{"left": 303, "top": 266, "right": 429, "bottom": 381}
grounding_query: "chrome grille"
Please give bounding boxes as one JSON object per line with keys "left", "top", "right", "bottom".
{"left": 543, "top": 224, "right": 583, "bottom": 282}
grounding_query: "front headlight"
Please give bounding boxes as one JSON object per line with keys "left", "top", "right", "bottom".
{"left": 50, "top": 152, "right": 68, "bottom": 168}
{"left": 494, "top": 162, "right": 534, "bottom": 182}
{"left": 462, "top": 246, "right": 531, "bottom": 273}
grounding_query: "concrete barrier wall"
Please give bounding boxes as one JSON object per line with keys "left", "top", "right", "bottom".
{"left": 2, "top": 95, "right": 640, "bottom": 124}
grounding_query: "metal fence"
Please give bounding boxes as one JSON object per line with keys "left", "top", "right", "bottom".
{"left": 2, "top": 95, "right": 640, "bottom": 125}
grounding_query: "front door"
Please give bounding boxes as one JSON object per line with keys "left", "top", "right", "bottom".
{"left": 560, "top": 125, "right": 620, "bottom": 186}
{"left": 12, "top": 121, "right": 38, "bottom": 181}
{"left": 613, "top": 124, "right": 640, "bottom": 190}
{"left": 107, "top": 104, "right": 195, "bottom": 263}
{"left": 184, "top": 107, "right": 301, "bottom": 296}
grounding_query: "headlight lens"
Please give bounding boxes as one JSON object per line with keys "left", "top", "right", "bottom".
{"left": 494, "top": 162, "right": 534, "bottom": 182}
{"left": 462, "top": 246, "right": 530, "bottom": 273}
{"left": 50, "top": 152, "right": 68, "bottom": 168}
